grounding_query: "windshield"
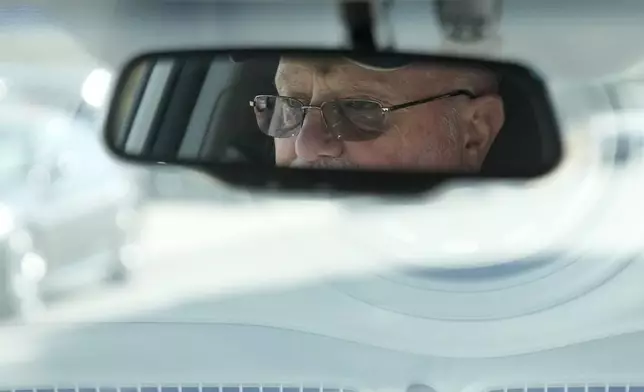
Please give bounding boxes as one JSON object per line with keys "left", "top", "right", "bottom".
{"left": 0, "top": 126, "right": 29, "bottom": 184}
{"left": 1, "top": 0, "right": 644, "bottom": 389}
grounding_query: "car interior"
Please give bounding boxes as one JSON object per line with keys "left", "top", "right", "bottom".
{"left": 3, "top": 0, "right": 644, "bottom": 390}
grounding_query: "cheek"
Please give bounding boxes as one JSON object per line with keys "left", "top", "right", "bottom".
{"left": 343, "top": 112, "right": 463, "bottom": 169}
{"left": 274, "top": 138, "right": 296, "bottom": 165}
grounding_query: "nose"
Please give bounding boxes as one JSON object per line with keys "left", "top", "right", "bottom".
{"left": 294, "top": 107, "right": 343, "bottom": 161}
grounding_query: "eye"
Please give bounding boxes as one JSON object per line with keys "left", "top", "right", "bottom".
{"left": 341, "top": 100, "right": 381, "bottom": 111}
{"left": 344, "top": 101, "right": 373, "bottom": 110}
{"left": 283, "top": 97, "right": 302, "bottom": 108}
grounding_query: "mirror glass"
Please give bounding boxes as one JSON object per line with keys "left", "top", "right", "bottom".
{"left": 105, "top": 50, "right": 561, "bottom": 179}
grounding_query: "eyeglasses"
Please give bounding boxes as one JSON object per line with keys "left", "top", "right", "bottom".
{"left": 249, "top": 90, "right": 475, "bottom": 142}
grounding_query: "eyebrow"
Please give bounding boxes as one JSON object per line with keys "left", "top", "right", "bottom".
{"left": 346, "top": 79, "right": 393, "bottom": 97}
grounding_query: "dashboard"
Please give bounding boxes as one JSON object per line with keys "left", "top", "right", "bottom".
{"left": 1, "top": 257, "right": 643, "bottom": 390}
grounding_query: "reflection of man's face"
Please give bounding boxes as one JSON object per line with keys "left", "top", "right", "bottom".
{"left": 272, "top": 57, "right": 505, "bottom": 171}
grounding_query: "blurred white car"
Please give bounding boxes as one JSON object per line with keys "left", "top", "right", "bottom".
{"left": 0, "top": 103, "right": 142, "bottom": 318}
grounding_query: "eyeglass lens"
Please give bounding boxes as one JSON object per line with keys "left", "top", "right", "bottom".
{"left": 252, "top": 95, "right": 388, "bottom": 141}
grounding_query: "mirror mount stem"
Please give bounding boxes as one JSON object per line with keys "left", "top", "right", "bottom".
{"left": 340, "top": 0, "right": 377, "bottom": 51}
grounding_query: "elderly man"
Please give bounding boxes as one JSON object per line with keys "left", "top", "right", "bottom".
{"left": 250, "top": 56, "right": 505, "bottom": 171}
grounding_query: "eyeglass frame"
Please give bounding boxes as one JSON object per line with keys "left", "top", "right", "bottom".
{"left": 249, "top": 89, "right": 477, "bottom": 139}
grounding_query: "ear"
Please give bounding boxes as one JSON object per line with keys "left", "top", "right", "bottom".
{"left": 461, "top": 94, "right": 505, "bottom": 170}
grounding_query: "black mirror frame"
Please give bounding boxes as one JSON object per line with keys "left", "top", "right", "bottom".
{"left": 104, "top": 47, "right": 563, "bottom": 196}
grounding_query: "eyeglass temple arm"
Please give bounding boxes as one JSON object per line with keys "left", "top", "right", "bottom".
{"left": 384, "top": 90, "right": 476, "bottom": 112}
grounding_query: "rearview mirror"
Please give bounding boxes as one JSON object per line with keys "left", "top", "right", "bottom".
{"left": 104, "top": 49, "right": 562, "bottom": 194}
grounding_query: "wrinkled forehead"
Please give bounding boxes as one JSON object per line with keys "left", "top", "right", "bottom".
{"left": 278, "top": 55, "right": 412, "bottom": 72}
{"left": 276, "top": 57, "right": 385, "bottom": 83}
{"left": 275, "top": 57, "right": 499, "bottom": 97}
{"left": 274, "top": 57, "right": 435, "bottom": 94}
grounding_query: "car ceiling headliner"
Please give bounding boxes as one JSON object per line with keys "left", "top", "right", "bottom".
{"left": 22, "top": 0, "right": 644, "bottom": 82}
